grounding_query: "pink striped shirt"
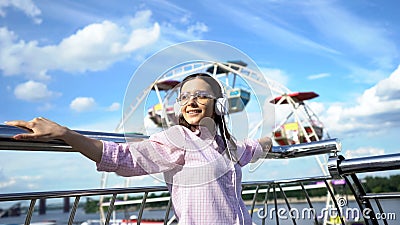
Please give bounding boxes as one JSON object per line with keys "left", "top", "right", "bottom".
{"left": 97, "top": 125, "right": 264, "bottom": 225}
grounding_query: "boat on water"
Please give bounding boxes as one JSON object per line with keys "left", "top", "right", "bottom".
{"left": 81, "top": 214, "right": 164, "bottom": 225}
{"left": 0, "top": 203, "right": 21, "bottom": 219}
{"left": 81, "top": 219, "right": 164, "bottom": 225}
{"left": 0, "top": 222, "right": 57, "bottom": 225}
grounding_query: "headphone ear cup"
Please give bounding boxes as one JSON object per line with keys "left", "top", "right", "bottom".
{"left": 174, "top": 102, "right": 182, "bottom": 117}
{"left": 215, "top": 97, "right": 229, "bottom": 115}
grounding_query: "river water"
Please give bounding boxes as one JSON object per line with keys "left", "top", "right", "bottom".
{"left": 0, "top": 199, "right": 399, "bottom": 225}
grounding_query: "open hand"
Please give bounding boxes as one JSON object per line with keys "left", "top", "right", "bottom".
{"left": 258, "top": 136, "right": 272, "bottom": 153}
{"left": 5, "top": 117, "right": 68, "bottom": 141}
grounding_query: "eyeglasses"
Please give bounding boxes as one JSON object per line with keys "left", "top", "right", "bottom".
{"left": 177, "top": 91, "right": 216, "bottom": 106}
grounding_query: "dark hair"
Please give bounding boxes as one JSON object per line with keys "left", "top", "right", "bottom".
{"left": 178, "top": 73, "right": 236, "bottom": 155}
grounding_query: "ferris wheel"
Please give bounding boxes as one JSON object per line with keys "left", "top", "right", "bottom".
{"left": 114, "top": 60, "right": 279, "bottom": 134}
{"left": 112, "top": 59, "right": 332, "bottom": 181}
{"left": 116, "top": 60, "right": 329, "bottom": 143}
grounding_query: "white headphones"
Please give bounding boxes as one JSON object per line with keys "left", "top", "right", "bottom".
{"left": 174, "top": 74, "right": 229, "bottom": 117}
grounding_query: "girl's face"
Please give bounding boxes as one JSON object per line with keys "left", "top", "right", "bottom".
{"left": 179, "top": 78, "right": 216, "bottom": 126}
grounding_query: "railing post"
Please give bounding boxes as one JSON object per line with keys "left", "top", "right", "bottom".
{"left": 63, "top": 197, "right": 70, "bottom": 213}
{"left": 39, "top": 198, "right": 46, "bottom": 215}
{"left": 327, "top": 155, "right": 345, "bottom": 178}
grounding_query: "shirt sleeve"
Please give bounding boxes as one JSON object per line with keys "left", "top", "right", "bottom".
{"left": 96, "top": 126, "right": 186, "bottom": 177}
{"left": 236, "top": 138, "right": 265, "bottom": 166}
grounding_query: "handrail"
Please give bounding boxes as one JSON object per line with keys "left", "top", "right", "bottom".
{"left": 267, "top": 138, "right": 341, "bottom": 158}
{"left": 0, "top": 125, "right": 147, "bottom": 152}
{"left": 0, "top": 125, "right": 341, "bottom": 158}
{"left": 0, "top": 186, "right": 168, "bottom": 202}
{"left": 328, "top": 153, "right": 400, "bottom": 177}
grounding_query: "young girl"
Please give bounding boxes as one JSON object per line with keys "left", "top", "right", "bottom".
{"left": 6, "top": 73, "right": 272, "bottom": 225}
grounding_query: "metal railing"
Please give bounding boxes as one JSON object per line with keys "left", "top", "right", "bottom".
{"left": 0, "top": 186, "right": 170, "bottom": 225}
{"left": 1, "top": 125, "right": 399, "bottom": 225}
{"left": 0, "top": 125, "right": 340, "bottom": 158}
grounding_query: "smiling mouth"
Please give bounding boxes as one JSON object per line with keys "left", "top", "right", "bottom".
{"left": 186, "top": 109, "right": 202, "bottom": 114}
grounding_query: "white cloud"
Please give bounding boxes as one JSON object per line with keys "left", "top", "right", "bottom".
{"left": 0, "top": 0, "right": 42, "bottom": 23}
{"left": 54, "top": 18, "right": 159, "bottom": 72}
{"left": 0, "top": 10, "right": 160, "bottom": 78}
{"left": 70, "top": 97, "right": 96, "bottom": 112}
{"left": 179, "top": 14, "right": 191, "bottom": 25}
{"left": 0, "top": 152, "right": 101, "bottom": 194}
{"left": 344, "top": 147, "right": 384, "bottom": 159}
{"left": 0, "top": 6, "right": 212, "bottom": 82}
{"left": 128, "top": 10, "right": 153, "bottom": 27}
{"left": 0, "top": 174, "right": 41, "bottom": 189}
{"left": 107, "top": 102, "right": 121, "bottom": 111}
{"left": 307, "top": 73, "right": 330, "bottom": 80}
{"left": 347, "top": 66, "right": 388, "bottom": 84}
{"left": 307, "top": 101, "right": 325, "bottom": 117}
{"left": 70, "top": 100, "right": 120, "bottom": 113}
{"left": 119, "top": 23, "right": 160, "bottom": 53}
{"left": 187, "top": 22, "right": 208, "bottom": 35}
{"left": 14, "top": 80, "right": 58, "bottom": 102}
{"left": 260, "top": 67, "right": 290, "bottom": 88}
{"left": 320, "top": 65, "right": 400, "bottom": 136}
{"left": 374, "top": 65, "right": 400, "bottom": 100}
{"left": 0, "top": 178, "right": 15, "bottom": 188}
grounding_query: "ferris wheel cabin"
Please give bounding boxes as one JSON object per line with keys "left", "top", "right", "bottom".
{"left": 227, "top": 88, "right": 251, "bottom": 113}
{"left": 271, "top": 92, "right": 324, "bottom": 146}
{"left": 147, "top": 80, "right": 180, "bottom": 127}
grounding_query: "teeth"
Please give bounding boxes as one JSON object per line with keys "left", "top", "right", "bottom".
{"left": 187, "top": 109, "right": 201, "bottom": 114}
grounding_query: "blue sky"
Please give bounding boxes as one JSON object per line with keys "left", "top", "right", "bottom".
{"left": 0, "top": 0, "right": 400, "bottom": 195}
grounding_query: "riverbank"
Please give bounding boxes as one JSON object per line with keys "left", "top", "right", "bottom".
{"left": 246, "top": 195, "right": 356, "bottom": 205}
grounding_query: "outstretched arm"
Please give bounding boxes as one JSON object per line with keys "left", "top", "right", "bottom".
{"left": 5, "top": 117, "right": 103, "bottom": 163}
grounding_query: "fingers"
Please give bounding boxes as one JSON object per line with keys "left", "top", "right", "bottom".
{"left": 5, "top": 120, "right": 31, "bottom": 128}
{"left": 13, "top": 133, "right": 37, "bottom": 140}
{"left": 5, "top": 117, "right": 48, "bottom": 140}
{"left": 6, "top": 117, "right": 46, "bottom": 127}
